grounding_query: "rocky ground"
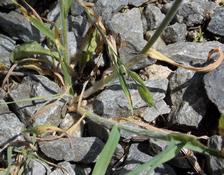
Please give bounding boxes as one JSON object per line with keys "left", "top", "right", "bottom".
{"left": 0, "top": 0, "right": 224, "bottom": 174}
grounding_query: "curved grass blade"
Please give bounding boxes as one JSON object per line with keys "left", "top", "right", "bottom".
{"left": 128, "top": 141, "right": 185, "bottom": 175}
{"left": 92, "top": 125, "right": 120, "bottom": 175}
{"left": 118, "top": 70, "right": 133, "bottom": 113}
{"left": 128, "top": 70, "right": 145, "bottom": 85}
{"left": 12, "top": 42, "right": 60, "bottom": 61}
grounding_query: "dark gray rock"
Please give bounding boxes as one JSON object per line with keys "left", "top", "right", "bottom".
{"left": 50, "top": 162, "right": 76, "bottom": 175}
{"left": 144, "top": 4, "right": 165, "bottom": 30}
{"left": 207, "top": 135, "right": 224, "bottom": 175}
{"left": 160, "top": 41, "right": 224, "bottom": 66}
{"left": 108, "top": 8, "right": 155, "bottom": 69}
{"left": 26, "top": 159, "right": 51, "bottom": 175}
{"left": 207, "top": 7, "right": 224, "bottom": 37}
{"left": 168, "top": 68, "right": 209, "bottom": 128}
{"left": 162, "top": 23, "right": 187, "bottom": 44}
{"left": 0, "top": 11, "right": 41, "bottom": 42}
{"left": 204, "top": 63, "right": 224, "bottom": 113}
{"left": 9, "top": 75, "right": 64, "bottom": 126}
{"left": 0, "top": 34, "right": 15, "bottom": 67}
{"left": 39, "top": 137, "right": 104, "bottom": 163}
{"left": 0, "top": 99, "right": 24, "bottom": 146}
{"left": 176, "top": 0, "right": 217, "bottom": 27}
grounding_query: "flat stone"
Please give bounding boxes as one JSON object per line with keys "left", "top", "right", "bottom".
{"left": 0, "top": 100, "right": 24, "bottom": 146}
{"left": 204, "top": 63, "right": 224, "bottom": 113}
{"left": 108, "top": 8, "right": 155, "bottom": 69}
{"left": 0, "top": 34, "right": 16, "bottom": 67}
{"left": 0, "top": 0, "right": 15, "bottom": 8}
{"left": 128, "top": 0, "right": 147, "bottom": 6}
{"left": 168, "top": 68, "right": 209, "bottom": 128}
{"left": 93, "top": 79, "right": 168, "bottom": 118}
{"left": 207, "top": 135, "right": 224, "bottom": 175}
{"left": 160, "top": 41, "right": 224, "bottom": 66}
{"left": 39, "top": 137, "right": 104, "bottom": 163}
{"left": 207, "top": 7, "right": 224, "bottom": 37}
{"left": 9, "top": 75, "right": 64, "bottom": 126}
{"left": 144, "top": 4, "right": 165, "bottom": 30}
{"left": 0, "top": 11, "right": 41, "bottom": 42}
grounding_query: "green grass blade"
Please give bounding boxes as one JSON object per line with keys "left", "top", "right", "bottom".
{"left": 118, "top": 71, "right": 133, "bottom": 113}
{"left": 12, "top": 42, "right": 60, "bottom": 61}
{"left": 92, "top": 125, "right": 120, "bottom": 175}
{"left": 128, "top": 141, "right": 185, "bottom": 175}
{"left": 137, "top": 84, "right": 155, "bottom": 107}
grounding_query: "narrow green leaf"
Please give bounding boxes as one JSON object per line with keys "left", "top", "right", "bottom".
{"left": 128, "top": 70, "right": 145, "bottom": 86}
{"left": 12, "top": 42, "right": 60, "bottom": 61}
{"left": 29, "top": 16, "right": 56, "bottom": 42}
{"left": 137, "top": 84, "right": 154, "bottom": 107}
{"left": 128, "top": 141, "right": 185, "bottom": 175}
{"left": 118, "top": 70, "right": 133, "bottom": 113}
{"left": 92, "top": 125, "right": 120, "bottom": 175}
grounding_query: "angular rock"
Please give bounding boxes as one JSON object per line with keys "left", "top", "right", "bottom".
{"left": 9, "top": 75, "right": 64, "bottom": 126}
{"left": 204, "top": 63, "right": 224, "bottom": 113}
{"left": 168, "top": 68, "right": 209, "bottom": 128}
{"left": 0, "top": 11, "right": 41, "bottom": 42}
{"left": 47, "top": 2, "right": 60, "bottom": 22}
{"left": 128, "top": 0, "right": 147, "bottom": 6}
{"left": 108, "top": 8, "right": 155, "bottom": 69}
{"left": 176, "top": 0, "right": 217, "bottom": 27}
{"left": 162, "top": 23, "right": 187, "bottom": 44}
{"left": 207, "top": 135, "right": 224, "bottom": 175}
{"left": 0, "top": 100, "right": 24, "bottom": 146}
{"left": 144, "top": 4, "right": 165, "bottom": 30}
{"left": 0, "top": 34, "right": 15, "bottom": 67}
{"left": 68, "top": 31, "right": 78, "bottom": 59}
{"left": 39, "top": 137, "right": 104, "bottom": 163}
{"left": 26, "top": 159, "right": 51, "bottom": 175}
{"left": 207, "top": 7, "right": 224, "bottom": 37}
{"left": 160, "top": 41, "right": 224, "bottom": 66}
{"left": 93, "top": 79, "right": 169, "bottom": 118}
{"left": 71, "top": 0, "right": 84, "bottom": 16}
{"left": 50, "top": 162, "right": 76, "bottom": 175}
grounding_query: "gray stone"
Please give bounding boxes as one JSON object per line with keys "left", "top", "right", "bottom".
{"left": 160, "top": 41, "right": 224, "bottom": 66}
{"left": 207, "top": 7, "right": 224, "bottom": 37}
{"left": 26, "top": 159, "right": 51, "bottom": 175}
{"left": 39, "top": 137, "right": 104, "bottom": 163}
{"left": 0, "top": 11, "right": 41, "bottom": 42}
{"left": 0, "top": 100, "right": 24, "bottom": 146}
{"left": 162, "top": 23, "right": 187, "bottom": 44}
{"left": 128, "top": 0, "right": 147, "bottom": 6}
{"left": 168, "top": 68, "right": 209, "bottom": 128}
{"left": 93, "top": 79, "right": 168, "bottom": 118}
{"left": 47, "top": 2, "right": 60, "bottom": 22}
{"left": 50, "top": 162, "right": 76, "bottom": 175}
{"left": 176, "top": 0, "right": 217, "bottom": 27}
{"left": 68, "top": 32, "right": 78, "bottom": 59}
{"left": 204, "top": 63, "right": 224, "bottom": 113}
{"left": 0, "top": 34, "right": 16, "bottom": 67}
{"left": 9, "top": 75, "right": 64, "bottom": 126}
{"left": 0, "top": 0, "right": 15, "bottom": 8}
{"left": 144, "top": 4, "right": 165, "bottom": 30}
{"left": 108, "top": 8, "right": 155, "bottom": 69}
{"left": 207, "top": 135, "right": 224, "bottom": 175}
{"left": 94, "top": 0, "right": 128, "bottom": 22}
